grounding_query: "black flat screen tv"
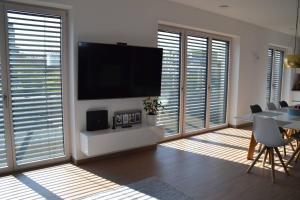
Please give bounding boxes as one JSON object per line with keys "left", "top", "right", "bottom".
{"left": 78, "top": 42, "right": 163, "bottom": 100}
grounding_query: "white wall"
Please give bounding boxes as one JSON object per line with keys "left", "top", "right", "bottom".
{"left": 12, "top": 0, "right": 296, "bottom": 160}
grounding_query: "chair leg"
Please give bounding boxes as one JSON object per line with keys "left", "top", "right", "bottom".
{"left": 283, "top": 129, "right": 295, "bottom": 151}
{"left": 295, "top": 151, "right": 300, "bottom": 163}
{"left": 274, "top": 147, "right": 289, "bottom": 176}
{"left": 247, "top": 146, "right": 267, "bottom": 173}
{"left": 258, "top": 143, "right": 262, "bottom": 153}
{"left": 263, "top": 148, "right": 269, "bottom": 167}
{"left": 287, "top": 145, "right": 300, "bottom": 166}
{"left": 289, "top": 142, "right": 295, "bottom": 152}
{"left": 270, "top": 148, "right": 275, "bottom": 183}
{"left": 282, "top": 132, "right": 287, "bottom": 156}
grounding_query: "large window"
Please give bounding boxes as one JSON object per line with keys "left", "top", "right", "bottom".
{"left": 0, "top": 3, "right": 67, "bottom": 173}
{"left": 266, "top": 47, "right": 284, "bottom": 105}
{"left": 209, "top": 40, "right": 229, "bottom": 126}
{"left": 157, "top": 30, "right": 181, "bottom": 136}
{"left": 157, "top": 26, "right": 230, "bottom": 137}
{"left": 185, "top": 35, "right": 208, "bottom": 132}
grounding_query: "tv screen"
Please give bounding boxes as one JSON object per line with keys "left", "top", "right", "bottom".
{"left": 78, "top": 42, "right": 163, "bottom": 100}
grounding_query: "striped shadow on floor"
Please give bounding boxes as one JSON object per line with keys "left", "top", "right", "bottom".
{"left": 83, "top": 177, "right": 193, "bottom": 200}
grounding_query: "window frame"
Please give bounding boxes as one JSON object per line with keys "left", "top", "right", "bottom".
{"left": 0, "top": 3, "right": 13, "bottom": 174}
{"left": 158, "top": 24, "right": 231, "bottom": 139}
{"left": 157, "top": 25, "right": 183, "bottom": 139}
{"left": 208, "top": 38, "right": 230, "bottom": 128}
{"left": 184, "top": 33, "right": 209, "bottom": 133}
{"left": 266, "top": 45, "right": 286, "bottom": 106}
{"left": 0, "top": 2, "right": 70, "bottom": 173}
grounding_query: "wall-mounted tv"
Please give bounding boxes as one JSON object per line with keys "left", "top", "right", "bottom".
{"left": 78, "top": 42, "right": 163, "bottom": 100}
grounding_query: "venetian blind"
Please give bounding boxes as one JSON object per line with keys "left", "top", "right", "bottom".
{"left": 6, "top": 10, "right": 65, "bottom": 165}
{"left": 209, "top": 39, "right": 229, "bottom": 126}
{"left": 266, "top": 49, "right": 273, "bottom": 103}
{"left": 185, "top": 35, "right": 208, "bottom": 132}
{"left": 157, "top": 30, "right": 181, "bottom": 136}
{"left": 266, "top": 48, "right": 284, "bottom": 106}
{"left": 271, "top": 50, "right": 284, "bottom": 104}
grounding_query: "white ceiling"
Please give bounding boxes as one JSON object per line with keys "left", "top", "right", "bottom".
{"left": 167, "top": 0, "right": 298, "bottom": 35}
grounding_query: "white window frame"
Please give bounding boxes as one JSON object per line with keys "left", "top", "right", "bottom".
{"left": 158, "top": 24, "right": 231, "bottom": 140}
{"left": 0, "top": 2, "right": 70, "bottom": 174}
{"left": 267, "top": 45, "right": 286, "bottom": 105}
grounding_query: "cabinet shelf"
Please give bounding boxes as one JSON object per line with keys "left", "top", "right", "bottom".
{"left": 80, "top": 124, "right": 164, "bottom": 157}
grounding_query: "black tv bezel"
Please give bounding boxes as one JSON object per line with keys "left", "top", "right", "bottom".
{"left": 77, "top": 42, "right": 163, "bottom": 100}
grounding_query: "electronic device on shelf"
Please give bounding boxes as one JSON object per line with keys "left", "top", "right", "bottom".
{"left": 86, "top": 110, "right": 108, "bottom": 131}
{"left": 114, "top": 109, "right": 141, "bottom": 128}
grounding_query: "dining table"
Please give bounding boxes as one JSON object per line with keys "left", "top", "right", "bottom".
{"left": 236, "top": 109, "right": 300, "bottom": 163}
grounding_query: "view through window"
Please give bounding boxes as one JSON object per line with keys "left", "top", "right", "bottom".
{"left": 157, "top": 26, "right": 230, "bottom": 137}
{"left": 0, "top": 4, "right": 67, "bottom": 173}
{"left": 266, "top": 47, "right": 284, "bottom": 106}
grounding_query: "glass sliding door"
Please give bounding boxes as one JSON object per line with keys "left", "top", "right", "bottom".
{"left": 157, "top": 30, "right": 181, "bottom": 137}
{"left": 266, "top": 49, "right": 273, "bottom": 103}
{"left": 271, "top": 50, "right": 284, "bottom": 105}
{"left": 0, "top": 4, "right": 11, "bottom": 173}
{"left": 0, "top": 3, "right": 68, "bottom": 173}
{"left": 184, "top": 35, "right": 208, "bottom": 132}
{"left": 209, "top": 39, "right": 229, "bottom": 127}
{"left": 157, "top": 26, "right": 230, "bottom": 138}
{"left": 266, "top": 48, "right": 284, "bottom": 106}
{"left": 5, "top": 7, "right": 66, "bottom": 166}
{"left": 271, "top": 50, "right": 284, "bottom": 104}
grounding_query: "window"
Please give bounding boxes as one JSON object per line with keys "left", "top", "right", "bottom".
{"left": 7, "top": 10, "right": 65, "bottom": 165}
{"left": 266, "top": 47, "right": 284, "bottom": 105}
{"left": 158, "top": 26, "right": 230, "bottom": 137}
{"left": 0, "top": 3, "right": 67, "bottom": 173}
{"left": 185, "top": 35, "right": 208, "bottom": 132}
{"left": 209, "top": 39, "right": 229, "bottom": 126}
{"left": 157, "top": 30, "right": 181, "bottom": 136}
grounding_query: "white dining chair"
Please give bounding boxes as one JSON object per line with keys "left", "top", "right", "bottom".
{"left": 246, "top": 116, "right": 291, "bottom": 182}
{"left": 266, "top": 102, "right": 295, "bottom": 155}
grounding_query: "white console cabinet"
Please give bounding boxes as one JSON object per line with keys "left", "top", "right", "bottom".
{"left": 80, "top": 124, "right": 164, "bottom": 157}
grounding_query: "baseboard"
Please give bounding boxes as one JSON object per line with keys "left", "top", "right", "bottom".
{"left": 228, "top": 122, "right": 252, "bottom": 128}
{"left": 159, "top": 125, "right": 229, "bottom": 143}
{"left": 72, "top": 144, "right": 157, "bottom": 165}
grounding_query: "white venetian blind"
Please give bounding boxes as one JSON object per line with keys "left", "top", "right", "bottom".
{"left": 0, "top": 63, "right": 7, "bottom": 168}
{"left": 209, "top": 39, "right": 229, "bottom": 126}
{"left": 6, "top": 10, "right": 65, "bottom": 165}
{"left": 271, "top": 50, "right": 284, "bottom": 104}
{"left": 157, "top": 30, "right": 181, "bottom": 136}
{"left": 266, "top": 48, "right": 284, "bottom": 106}
{"left": 185, "top": 35, "right": 208, "bottom": 132}
{"left": 266, "top": 49, "right": 273, "bottom": 103}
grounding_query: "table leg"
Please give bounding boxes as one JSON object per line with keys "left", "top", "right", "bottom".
{"left": 247, "top": 132, "right": 257, "bottom": 160}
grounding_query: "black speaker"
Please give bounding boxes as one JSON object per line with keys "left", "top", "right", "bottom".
{"left": 86, "top": 110, "right": 108, "bottom": 131}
